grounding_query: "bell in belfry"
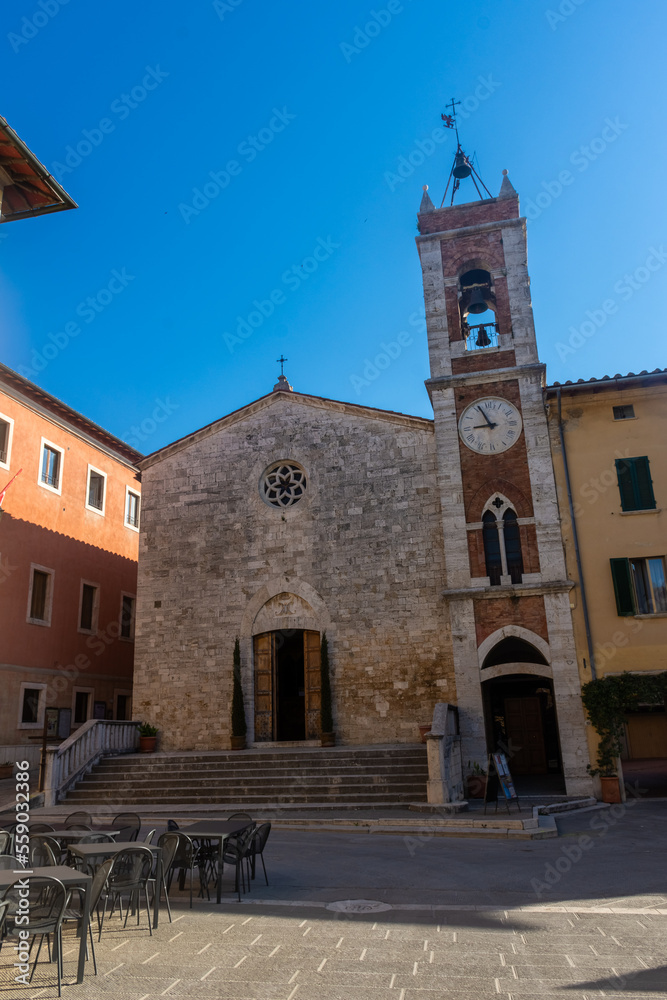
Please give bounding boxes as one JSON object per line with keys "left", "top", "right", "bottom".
{"left": 475, "top": 325, "right": 492, "bottom": 348}
{"left": 452, "top": 150, "right": 472, "bottom": 179}
{"left": 466, "top": 286, "right": 488, "bottom": 314}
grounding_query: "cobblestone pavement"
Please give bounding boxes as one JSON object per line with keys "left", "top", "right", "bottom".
{"left": 0, "top": 803, "right": 665, "bottom": 998}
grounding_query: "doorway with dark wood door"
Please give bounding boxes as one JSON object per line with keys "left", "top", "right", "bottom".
{"left": 482, "top": 675, "right": 564, "bottom": 790}
{"left": 253, "top": 629, "right": 321, "bottom": 741}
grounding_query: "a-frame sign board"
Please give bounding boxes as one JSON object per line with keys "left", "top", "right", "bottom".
{"left": 483, "top": 752, "right": 521, "bottom": 814}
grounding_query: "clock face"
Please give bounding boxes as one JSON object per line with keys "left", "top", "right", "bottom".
{"left": 458, "top": 396, "right": 523, "bottom": 455}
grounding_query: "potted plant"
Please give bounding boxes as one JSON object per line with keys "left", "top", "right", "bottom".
{"left": 586, "top": 743, "right": 622, "bottom": 803}
{"left": 138, "top": 722, "right": 158, "bottom": 753}
{"left": 0, "top": 761, "right": 14, "bottom": 780}
{"left": 465, "top": 761, "right": 487, "bottom": 799}
{"left": 320, "top": 632, "right": 335, "bottom": 747}
{"left": 231, "top": 637, "right": 247, "bottom": 750}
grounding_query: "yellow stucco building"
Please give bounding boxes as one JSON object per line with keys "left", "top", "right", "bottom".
{"left": 546, "top": 369, "right": 667, "bottom": 772}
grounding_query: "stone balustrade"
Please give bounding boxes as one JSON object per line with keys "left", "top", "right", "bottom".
{"left": 43, "top": 720, "right": 139, "bottom": 806}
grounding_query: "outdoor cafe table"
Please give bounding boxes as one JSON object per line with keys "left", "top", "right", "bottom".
{"left": 0, "top": 864, "right": 92, "bottom": 985}
{"left": 183, "top": 820, "right": 253, "bottom": 904}
{"left": 68, "top": 842, "right": 163, "bottom": 928}
{"left": 34, "top": 828, "right": 121, "bottom": 841}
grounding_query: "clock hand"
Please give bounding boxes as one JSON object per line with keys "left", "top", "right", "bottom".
{"left": 476, "top": 406, "right": 497, "bottom": 429}
{"left": 472, "top": 424, "right": 496, "bottom": 429}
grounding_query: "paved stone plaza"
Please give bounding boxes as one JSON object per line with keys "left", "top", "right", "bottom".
{"left": 1, "top": 802, "right": 666, "bottom": 998}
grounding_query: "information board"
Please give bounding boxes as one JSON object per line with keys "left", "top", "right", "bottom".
{"left": 491, "top": 752, "right": 518, "bottom": 801}
{"left": 483, "top": 751, "right": 520, "bottom": 814}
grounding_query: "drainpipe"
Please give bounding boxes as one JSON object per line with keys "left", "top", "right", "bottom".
{"left": 556, "top": 388, "right": 596, "bottom": 679}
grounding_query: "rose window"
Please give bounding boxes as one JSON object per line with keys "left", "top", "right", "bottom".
{"left": 260, "top": 461, "right": 307, "bottom": 508}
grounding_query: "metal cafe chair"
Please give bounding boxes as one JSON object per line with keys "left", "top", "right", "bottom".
{"left": 152, "top": 832, "right": 180, "bottom": 922}
{"left": 100, "top": 846, "right": 154, "bottom": 938}
{"left": 167, "top": 833, "right": 210, "bottom": 909}
{"left": 29, "top": 822, "right": 56, "bottom": 833}
{"left": 29, "top": 837, "right": 60, "bottom": 867}
{"left": 0, "top": 832, "right": 11, "bottom": 855}
{"left": 227, "top": 811, "right": 253, "bottom": 825}
{"left": 0, "top": 855, "right": 24, "bottom": 870}
{"left": 112, "top": 812, "right": 141, "bottom": 842}
{"left": 2, "top": 875, "right": 69, "bottom": 996}
{"left": 64, "top": 811, "right": 93, "bottom": 828}
{"left": 62, "top": 857, "right": 114, "bottom": 975}
{"left": 222, "top": 825, "right": 257, "bottom": 902}
{"left": 249, "top": 822, "right": 272, "bottom": 885}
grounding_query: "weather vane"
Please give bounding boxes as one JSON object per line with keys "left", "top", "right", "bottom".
{"left": 276, "top": 355, "right": 288, "bottom": 377}
{"left": 440, "top": 97, "right": 492, "bottom": 207}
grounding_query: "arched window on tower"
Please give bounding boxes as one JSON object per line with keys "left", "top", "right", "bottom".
{"left": 482, "top": 510, "right": 502, "bottom": 586}
{"left": 459, "top": 267, "right": 498, "bottom": 350}
{"left": 482, "top": 496, "right": 524, "bottom": 586}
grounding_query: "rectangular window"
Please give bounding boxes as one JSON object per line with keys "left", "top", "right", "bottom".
{"left": 0, "top": 414, "right": 13, "bottom": 469}
{"left": 73, "top": 690, "right": 90, "bottom": 725}
{"left": 611, "top": 557, "right": 667, "bottom": 615}
{"left": 18, "top": 683, "right": 46, "bottom": 729}
{"left": 21, "top": 688, "right": 42, "bottom": 724}
{"left": 85, "top": 466, "right": 106, "bottom": 514}
{"left": 615, "top": 457, "right": 656, "bottom": 512}
{"left": 79, "top": 583, "right": 98, "bottom": 631}
{"left": 613, "top": 404, "right": 635, "bottom": 420}
{"left": 120, "top": 594, "right": 135, "bottom": 639}
{"left": 41, "top": 445, "right": 61, "bottom": 488}
{"left": 28, "top": 567, "right": 53, "bottom": 623}
{"left": 125, "top": 489, "right": 140, "bottom": 529}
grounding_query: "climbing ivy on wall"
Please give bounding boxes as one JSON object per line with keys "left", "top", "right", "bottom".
{"left": 581, "top": 671, "right": 667, "bottom": 776}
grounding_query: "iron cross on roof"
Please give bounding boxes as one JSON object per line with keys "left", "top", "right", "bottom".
{"left": 276, "top": 355, "right": 288, "bottom": 377}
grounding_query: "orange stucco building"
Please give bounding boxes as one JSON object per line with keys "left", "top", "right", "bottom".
{"left": 0, "top": 363, "right": 142, "bottom": 746}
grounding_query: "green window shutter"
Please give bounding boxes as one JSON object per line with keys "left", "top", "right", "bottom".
{"left": 615, "top": 459, "right": 637, "bottom": 510}
{"left": 633, "top": 456, "right": 656, "bottom": 510}
{"left": 610, "top": 558, "right": 636, "bottom": 616}
{"left": 616, "top": 457, "right": 657, "bottom": 511}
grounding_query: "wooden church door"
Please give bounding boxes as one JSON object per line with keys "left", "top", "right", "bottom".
{"left": 253, "top": 630, "right": 321, "bottom": 741}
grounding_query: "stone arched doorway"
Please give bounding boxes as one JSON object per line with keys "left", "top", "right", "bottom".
{"left": 253, "top": 629, "right": 321, "bottom": 742}
{"left": 479, "top": 630, "right": 564, "bottom": 788}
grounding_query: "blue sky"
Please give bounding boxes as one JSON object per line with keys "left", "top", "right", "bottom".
{"left": 1, "top": 0, "right": 665, "bottom": 453}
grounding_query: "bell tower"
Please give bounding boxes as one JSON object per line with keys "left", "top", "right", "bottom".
{"left": 416, "top": 136, "right": 593, "bottom": 794}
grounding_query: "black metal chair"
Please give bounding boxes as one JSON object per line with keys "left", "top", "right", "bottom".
{"left": 62, "top": 857, "right": 113, "bottom": 974}
{"left": 0, "top": 855, "right": 24, "bottom": 870}
{"left": 152, "top": 832, "right": 180, "bottom": 921}
{"left": 168, "top": 833, "right": 210, "bottom": 909}
{"left": 112, "top": 812, "right": 141, "bottom": 842}
{"left": 227, "top": 812, "right": 253, "bottom": 825}
{"left": 0, "top": 832, "right": 11, "bottom": 855}
{"left": 29, "top": 837, "right": 60, "bottom": 867}
{"left": 100, "top": 846, "right": 154, "bottom": 938}
{"left": 2, "top": 875, "right": 68, "bottom": 996}
{"left": 249, "top": 822, "right": 271, "bottom": 885}
{"left": 29, "top": 822, "right": 56, "bottom": 833}
{"left": 222, "top": 824, "right": 257, "bottom": 902}
{"left": 64, "top": 811, "right": 93, "bottom": 829}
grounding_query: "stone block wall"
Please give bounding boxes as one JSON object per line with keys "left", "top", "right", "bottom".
{"left": 132, "top": 394, "right": 455, "bottom": 750}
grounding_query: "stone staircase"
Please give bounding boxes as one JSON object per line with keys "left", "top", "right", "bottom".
{"left": 62, "top": 744, "right": 429, "bottom": 808}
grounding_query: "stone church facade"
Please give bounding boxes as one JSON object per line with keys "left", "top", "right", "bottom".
{"left": 133, "top": 171, "right": 594, "bottom": 796}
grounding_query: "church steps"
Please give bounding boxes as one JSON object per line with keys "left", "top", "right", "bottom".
{"left": 63, "top": 774, "right": 427, "bottom": 790}
{"left": 62, "top": 744, "right": 429, "bottom": 807}
{"left": 84, "top": 764, "right": 428, "bottom": 780}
